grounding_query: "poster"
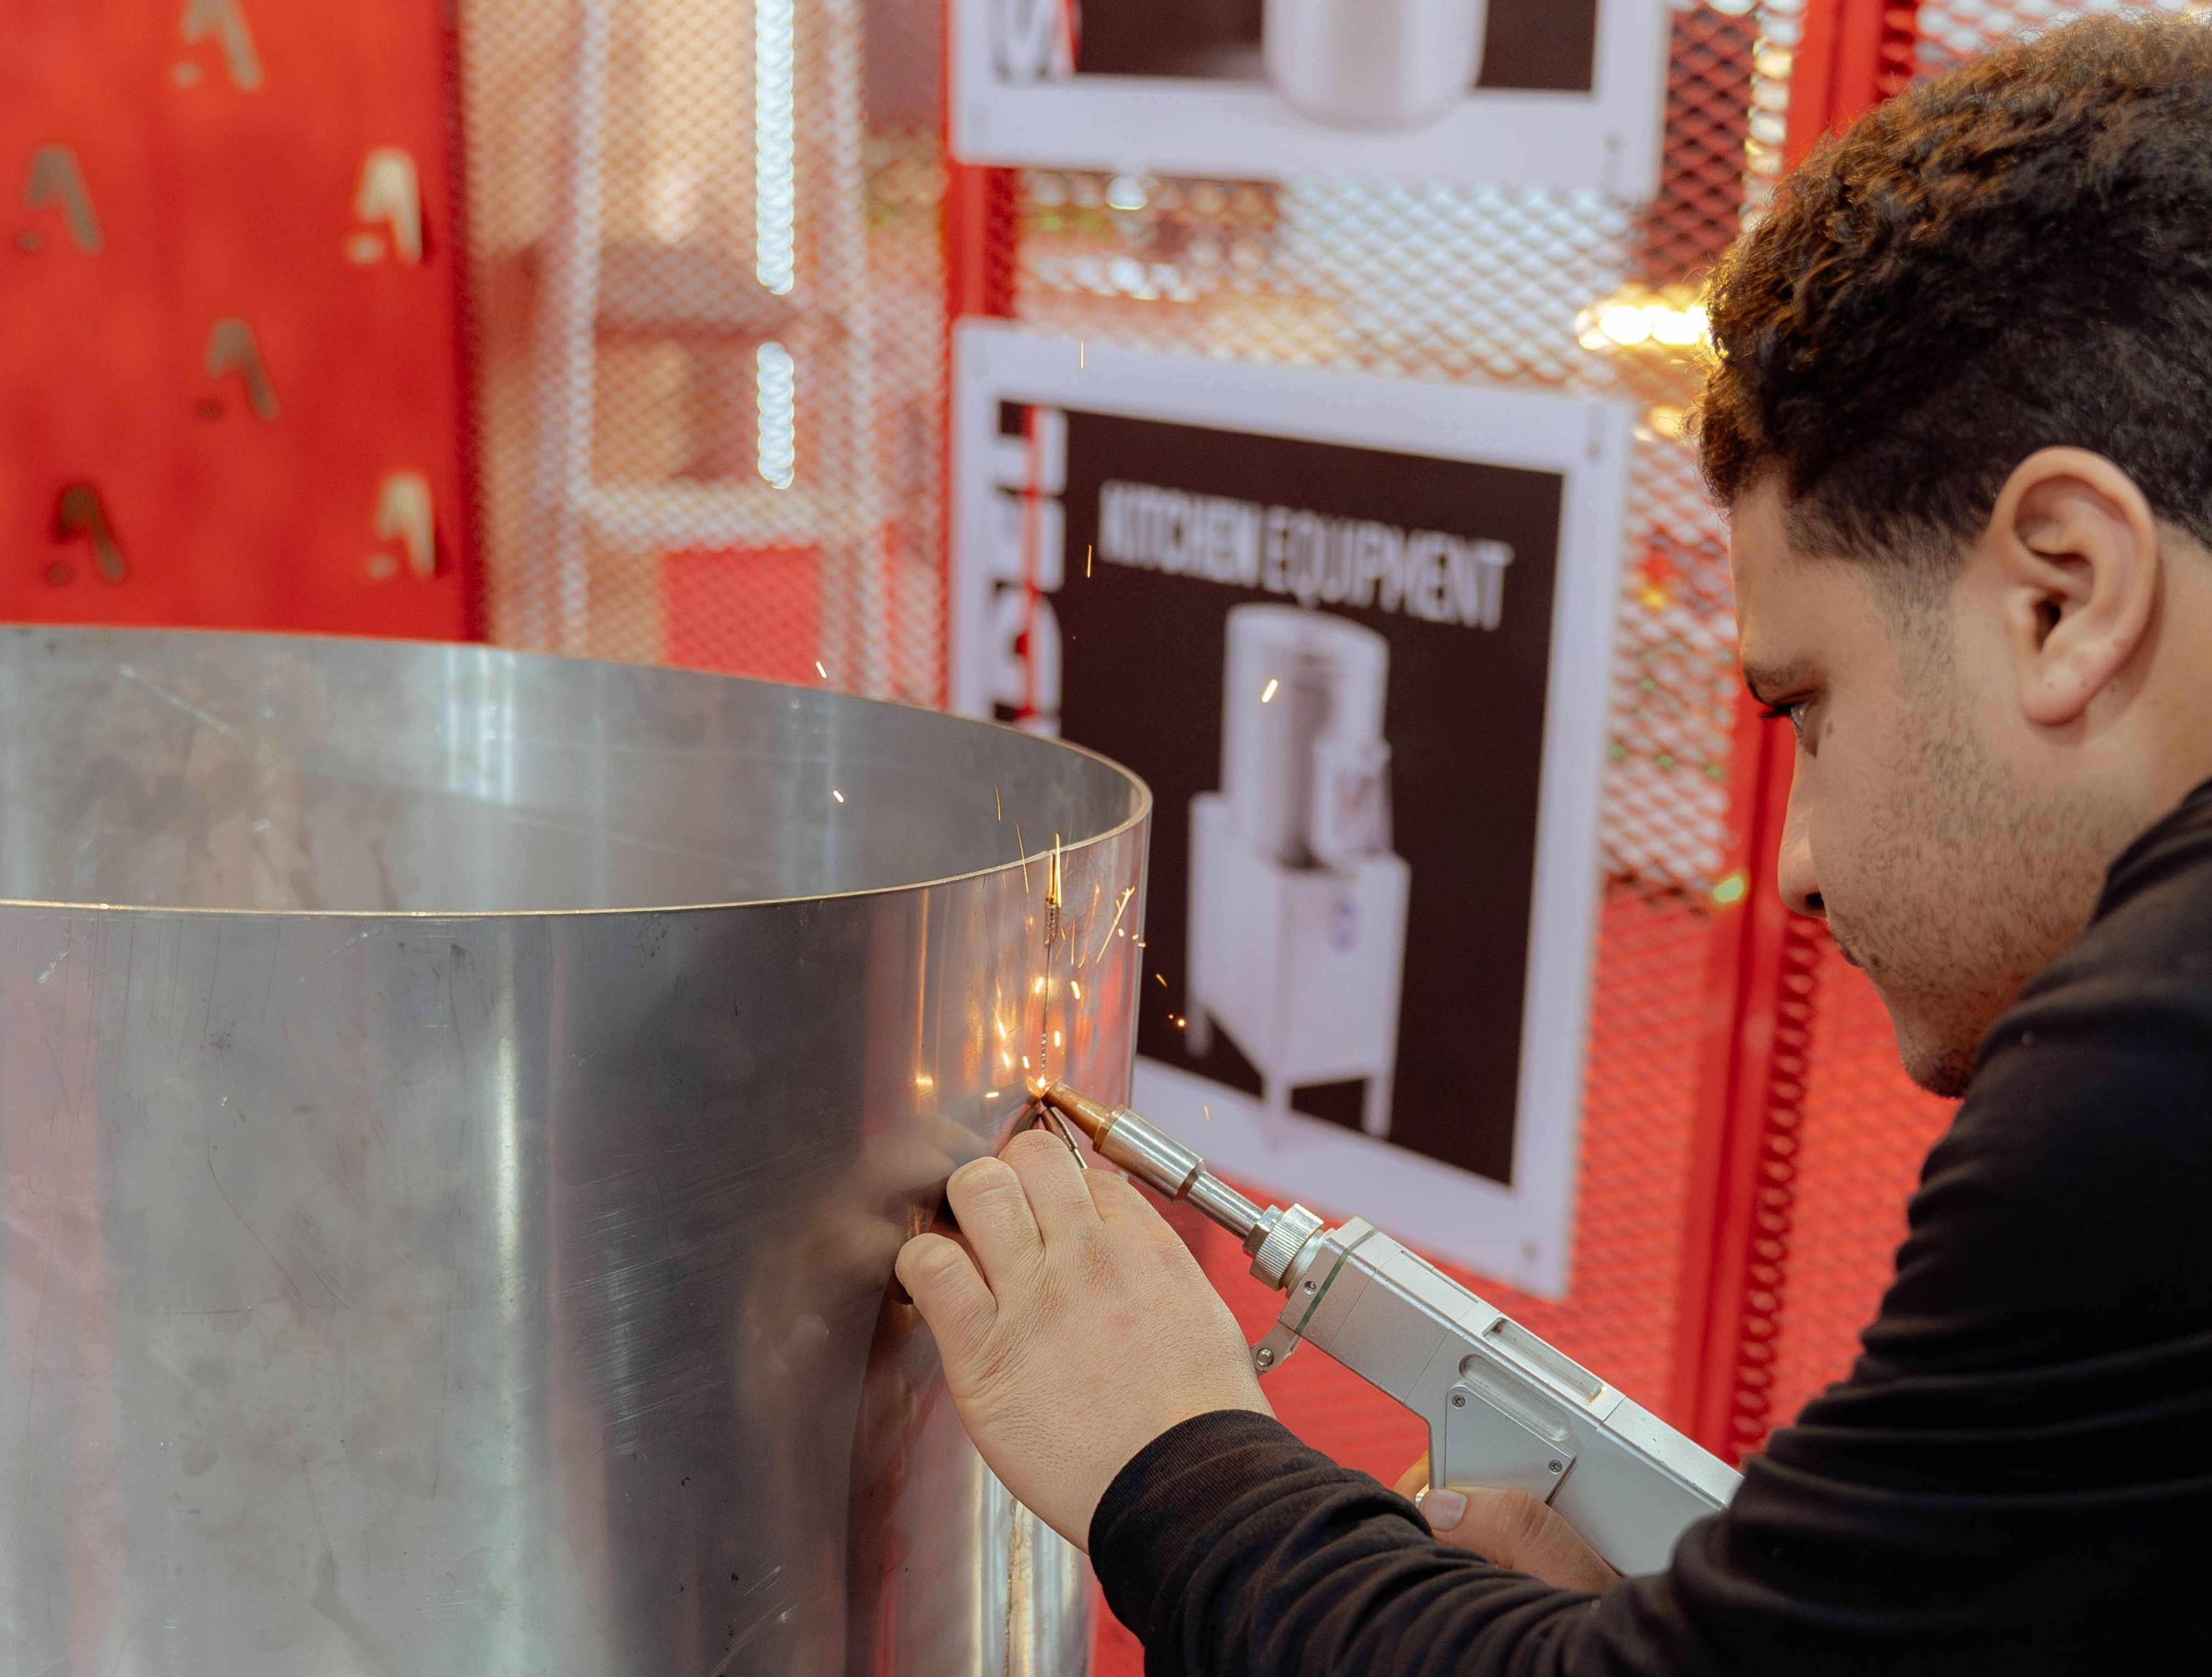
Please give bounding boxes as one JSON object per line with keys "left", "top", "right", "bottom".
{"left": 950, "top": 0, "right": 1670, "bottom": 197}
{"left": 951, "top": 325, "right": 1628, "bottom": 1295}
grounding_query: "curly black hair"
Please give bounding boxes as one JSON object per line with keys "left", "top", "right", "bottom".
{"left": 1698, "top": 14, "right": 2212, "bottom": 572}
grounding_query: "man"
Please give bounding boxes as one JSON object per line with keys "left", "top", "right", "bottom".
{"left": 897, "top": 16, "right": 2212, "bottom": 1672}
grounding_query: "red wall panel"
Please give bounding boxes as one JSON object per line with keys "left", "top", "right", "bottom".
{"left": 3, "top": 0, "right": 473, "bottom": 636}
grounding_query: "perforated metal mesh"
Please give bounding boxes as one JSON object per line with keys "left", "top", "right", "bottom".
{"left": 1917, "top": 0, "right": 2201, "bottom": 74}
{"left": 458, "top": 0, "right": 949, "bottom": 701}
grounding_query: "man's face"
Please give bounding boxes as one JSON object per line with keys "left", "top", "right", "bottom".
{"left": 1730, "top": 482, "right": 2124, "bottom": 1096}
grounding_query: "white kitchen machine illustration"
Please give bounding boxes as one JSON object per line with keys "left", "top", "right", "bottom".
{"left": 1188, "top": 604, "right": 1410, "bottom": 1138}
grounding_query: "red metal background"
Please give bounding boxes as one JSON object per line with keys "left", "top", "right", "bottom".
{"left": 2, "top": 0, "right": 475, "bottom": 637}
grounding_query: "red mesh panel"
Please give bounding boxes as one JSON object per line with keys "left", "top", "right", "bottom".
{"left": 1766, "top": 939, "right": 1957, "bottom": 1427}
{"left": 663, "top": 543, "right": 824, "bottom": 680}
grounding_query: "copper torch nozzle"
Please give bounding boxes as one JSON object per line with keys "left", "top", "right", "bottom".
{"left": 1033, "top": 1080, "right": 1118, "bottom": 1145}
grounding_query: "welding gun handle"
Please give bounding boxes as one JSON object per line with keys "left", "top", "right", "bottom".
{"left": 1263, "top": 1218, "right": 1741, "bottom": 1577}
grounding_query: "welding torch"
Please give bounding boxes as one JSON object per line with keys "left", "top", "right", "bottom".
{"left": 1031, "top": 1082, "right": 1741, "bottom": 1577}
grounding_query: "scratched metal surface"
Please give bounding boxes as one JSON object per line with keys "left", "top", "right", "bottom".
{"left": 0, "top": 626, "right": 1146, "bottom": 1677}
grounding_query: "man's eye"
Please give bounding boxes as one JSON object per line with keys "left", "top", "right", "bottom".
{"left": 1759, "top": 701, "right": 1806, "bottom": 740}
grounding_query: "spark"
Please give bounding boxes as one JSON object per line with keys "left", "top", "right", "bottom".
{"left": 1091, "top": 885, "right": 1136, "bottom": 963}
{"left": 1086, "top": 544, "right": 1093, "bottom": 578}
{"left": 984, "top": 1089, "right": 1000, "bottom": 1100}
{"left": 1015, "top": 822, "right": 1030, "bottom": 890}
{"left": 832, "top": 789, "right": 845, "bottom": 804}
{"left": 1070, "top": 980, "right": 1081, "bottom": 1000}
{"left": 1155, "top": 973, "right": 1167, "bottom": 987}
{"left": 1052, "top": 1030, "right": 1062, "bottom": 1048}
{"left": 1022, "top": 1054, "right": 1031, "bottom": 1070}
{"left": 1203, "top": 1103, "right": 1212, "bottom": 1124}
{"left": 1033, "top": 976, "right": 1045, "bottom": 997}
{"left": 996, "top": 785, "right": 1003, "bottom": 821}
{"left": 996, "top": 1018, "right": 1010, "bottom": 1040}
{"left": 1045, "top": 835, "right": 1063, "bottom": 949}
{"left": 1260, "top": 677, "right": 1279, "bottom": 704}
{"left": 815, "top": 660, "right": 827, "bottom": 679}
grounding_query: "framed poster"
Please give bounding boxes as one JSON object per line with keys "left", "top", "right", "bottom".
{"left": 950, "top": 0, "right": 1670, "bottom": 198}
{"left": 951, "top": 324, "right": 1629, "bottom": 1295}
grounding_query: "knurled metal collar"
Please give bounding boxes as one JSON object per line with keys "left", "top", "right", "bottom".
{"left": 1249, "top": 1204, "right": 1325, "bottom": 1292}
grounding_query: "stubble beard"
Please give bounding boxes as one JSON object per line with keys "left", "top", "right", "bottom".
{"left": 1830, "top": 684, "right": 2124, "bottom": 1099}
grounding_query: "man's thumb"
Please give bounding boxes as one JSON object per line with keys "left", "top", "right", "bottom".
{"left": 1417, "top": 1484, "right": 1622, "bottom": 1594}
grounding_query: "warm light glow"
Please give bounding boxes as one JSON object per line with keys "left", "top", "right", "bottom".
{"left": 915, "top": 1074, "right": 934, "bottom": 1089}
{"left": 1032, "top": 976, "right": 1045, "bottom": 996}
{"left": 1052, "top": 1030, "right": 1062, "bottom": 1048}
{"left": 757, "top": 341, "right": 796, "bottom": 488}
{"left": 1576, "top": 286, "right": 1712, "bottom": 356}
{"left": 755, "top": 0, "right": 796, "bottom": 295}
{"left": 1070, "top": 980, "right": 1081, "bottom": 1000}
{"left": 1259, "top": 677, "right": 1279, "bottom": 704}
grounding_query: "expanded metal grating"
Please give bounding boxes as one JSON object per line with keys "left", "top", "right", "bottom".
{"left": 458, "top": 0, "right": 950, "bottom": 703}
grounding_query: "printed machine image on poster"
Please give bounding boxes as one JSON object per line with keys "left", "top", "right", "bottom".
{"left": 1189, "top": 606, "right": 1411, "bottom": 1139}
{"left": 954, "top": 0, "right": 1669, "bottom": 194}
{"left": 1264, "top": 0, "right": 1488, "bottom": 131}
{"left": 951, "top": 326, "right": 1629, "bottom": 1293}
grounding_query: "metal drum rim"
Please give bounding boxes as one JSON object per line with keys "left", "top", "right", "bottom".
{"left": 0, "top": 623, "right": 1154, "bottom": 920}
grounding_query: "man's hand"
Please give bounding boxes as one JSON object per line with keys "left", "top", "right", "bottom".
{"left": 1393, "top": 1454, "right": 1622, "bottom": 1594}
{"left": 895, "top": 1129, "right": 1271, "bottom": 1547}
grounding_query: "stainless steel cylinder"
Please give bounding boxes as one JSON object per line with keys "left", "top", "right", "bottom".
{"left": 0, "top": 627, "right": 1149, "bottom": 1677}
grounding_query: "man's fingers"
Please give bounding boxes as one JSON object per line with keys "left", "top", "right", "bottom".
{"left": 1001, "top": 1129, "right": 1103, "bottom": 1244}
{"left": 1420, "top": 1484, "right": 1623, "bottom": 1594}
{"left": 895, "top": 1232, "right": 997, "bottom": 1354}
{"left": 944, "top": 1155, "right": 1042, "bottom": 1289}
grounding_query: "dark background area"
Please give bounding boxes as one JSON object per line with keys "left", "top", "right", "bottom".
{"left": 1028, "top": 405, "right": 1565, "bottom": 1185}
{"left": 1075, "top": 0, "right": 1601, "bottom": 96}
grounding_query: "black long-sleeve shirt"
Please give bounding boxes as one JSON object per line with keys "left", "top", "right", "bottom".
{"left": 1091, "top": 780, "right": 2212, "bottom": 1674}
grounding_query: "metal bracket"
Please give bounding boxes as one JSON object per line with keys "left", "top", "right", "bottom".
{"left": 1250, "top": 1321, "right": 1300, "bottom": 1377}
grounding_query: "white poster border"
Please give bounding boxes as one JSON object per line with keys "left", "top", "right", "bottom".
{"left": 950, "top": 0, "right": 1672, "bottom": 198}
{"left": 951, "top": 323, "right": 1631, "bottom": 1297}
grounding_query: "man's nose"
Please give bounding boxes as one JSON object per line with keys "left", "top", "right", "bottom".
{"left": 1776, "top": 771, "right": 1824, "bottom": 919}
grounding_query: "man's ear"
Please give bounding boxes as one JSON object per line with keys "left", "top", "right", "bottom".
{"left": 1981, "top": 447, "right": 2161, "bottom": 728}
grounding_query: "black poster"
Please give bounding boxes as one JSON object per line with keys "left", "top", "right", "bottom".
{"left": 1005, "top": 404, "right": 1565, "bottom": 1185}
{"left": 1074, "top": 0, "right": 1600, "bottom": 95}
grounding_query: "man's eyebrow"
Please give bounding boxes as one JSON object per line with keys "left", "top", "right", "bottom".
{"left": 1739, "top": 658, "right": 1815, "bottom": 705}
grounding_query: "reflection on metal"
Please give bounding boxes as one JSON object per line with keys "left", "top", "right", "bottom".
{"left": 351, "top": 146, "right": 423, "bottom": 264}
{"left": 51, "top": 480, "right": 128, "bottom": 581}
{"left": 204, "top": 317, "right": 280, "bottom": 419}
{"left": 178, "top": 0, "right": 264, "bottom": 90}
{"left": 372, "top": 470, "right": 436, "bottom": 578}
{"left": 21, "top": 144, "right": 104, "bottom": 253}
{"left": 0, "top": 627, "right": 1142, "bottom": 1676}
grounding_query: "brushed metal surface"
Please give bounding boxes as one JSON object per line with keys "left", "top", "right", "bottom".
{"left": 0, "top": 627, "right": 1148, "bottom": 1677}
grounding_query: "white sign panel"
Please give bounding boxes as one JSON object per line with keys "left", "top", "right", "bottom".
{"left": 951, "top": 323, "right": 1631, "bottom": 1297}
{"left": 952, "top": 0, "right": 1672, "bottom": 197}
